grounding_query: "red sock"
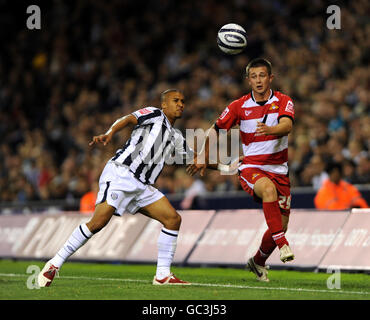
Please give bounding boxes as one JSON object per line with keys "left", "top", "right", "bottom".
{"left": 254, "top": 229, "right": 276, "bottom": 266}
{"left": 262, "top": 201, "right": 289, "bottom": 249}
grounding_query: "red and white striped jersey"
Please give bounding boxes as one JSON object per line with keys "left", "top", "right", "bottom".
{"left": 215, "top": 90, "right": 295, "bottom": 175}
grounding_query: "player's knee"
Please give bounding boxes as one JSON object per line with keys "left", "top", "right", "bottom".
{"left": 163, "top": 211, "right": 182, "bottom": 230}
{"left": 262, "top": 184, "right": 277, "bottom": 201}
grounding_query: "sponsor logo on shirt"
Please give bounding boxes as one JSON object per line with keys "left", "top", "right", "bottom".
{"left": 139, "top": 108, "right": 153, "bottom": 115}
{"left": 219, "top": 107, "right": 229, "bottom": 120}
{"left": 252, "top": 173, "right": 260, "bottom": 180}
{"left": 285, "top": 101, "right": 294, "bottom": 113}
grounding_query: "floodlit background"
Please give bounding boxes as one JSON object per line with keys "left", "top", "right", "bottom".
{"left": 0, "top": 0, "right": 369, "bottom": 213}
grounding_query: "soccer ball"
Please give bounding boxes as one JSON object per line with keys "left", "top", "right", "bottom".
{"left": 217, "top": 23, "right": 247, "bottom": 55}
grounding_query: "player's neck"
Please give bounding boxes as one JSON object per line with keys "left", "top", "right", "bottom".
{"left": 167, "top": 118, "right": 176, "bottom": 126}
{"left": 162, "top": 110, "right": 176, "bottom": 126}
{"left": 252, "top": 89, "right": 272, "bottom": 103}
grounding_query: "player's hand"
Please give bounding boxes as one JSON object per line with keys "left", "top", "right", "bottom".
{"left": 186, "top": 163, "right": 207, "bottom": 176}
{"left": 186, "top": 157, "right": 207, "bottom": 177}
{"left": 256, "top": 121, "right": 271, "bottom": 136}
{"left": 229, "top": 158, "right": 241, "bottom": 174}
{"left": 89, "top": 133, "right": 113, "bottom": 146}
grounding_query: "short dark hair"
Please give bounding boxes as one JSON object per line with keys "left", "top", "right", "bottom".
{"left": 326, "top": 162, "right": 343, "bottom": 175}
{"left": 245, "top": 58, "right": 272, "bottom": 77}
{"left": 160, "top": 88, "right": 182, "bottom": 103}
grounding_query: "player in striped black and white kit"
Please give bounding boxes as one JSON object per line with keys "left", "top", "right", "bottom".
{"left": 109, "top": 107, "right": 190, "bottom": 186}
{"left": 39, "top": 89, "right": 199, "bottom": 287}
{"left": 188, "top": 58, "right": 295, "bottom": 282}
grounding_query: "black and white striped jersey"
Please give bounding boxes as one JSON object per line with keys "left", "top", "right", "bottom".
{"left": 110, "top": 107, "right": 194, "bottom": 185}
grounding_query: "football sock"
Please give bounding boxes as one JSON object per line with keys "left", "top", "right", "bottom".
{"left": 156, "top": 227, "right": 178, "bottom": 280}
{"left": 49, "top": 223, "right": 93, "bottom": 268}
{"left": 262, "top": 201, "right": 289, "bottom": 249}
{"left": 254, "top": 229, "right": 276, "bottom": 267}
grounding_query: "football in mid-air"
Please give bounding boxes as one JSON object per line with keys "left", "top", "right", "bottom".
{"left": 217, "top": 23, "right": 247, "bottom": 55}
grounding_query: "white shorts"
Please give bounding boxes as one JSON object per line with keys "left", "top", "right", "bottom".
{"left": 95, "top": 161, "right": 164, "bottom": 216}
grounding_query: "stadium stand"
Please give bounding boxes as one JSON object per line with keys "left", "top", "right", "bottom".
{"left": 0, "top": 0, "right": 369, "bottom": 213}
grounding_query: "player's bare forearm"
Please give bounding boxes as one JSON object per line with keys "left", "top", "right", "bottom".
{"left": 208, "top": 155, "right": 243, "bottom": 171}
{"left": 188, "top": 126, "right": 242, "bottom": 175}
{"left": 256, "top": 117, "right": 293, "bottom": 136}
{"left": 187, "top": 157, "right": 218, "bottom": 176}
{"left": 106, "top": 114, "right": 138, "bottom": 135}
{"left": 89, "top": 114, "right": 138, "bottom": 146}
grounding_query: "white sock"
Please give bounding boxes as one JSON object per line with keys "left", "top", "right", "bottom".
{"left": 49, "top": 224, "right": 93, "bottom": 268}
{"left": 156, "top": 227, "right": 178, "bottom": 280}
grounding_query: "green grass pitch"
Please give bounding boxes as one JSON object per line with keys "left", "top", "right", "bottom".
{"left": 0, "top": 259, "right": 369, "bottom": 300}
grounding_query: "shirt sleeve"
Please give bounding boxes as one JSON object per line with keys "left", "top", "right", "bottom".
{"left": 215, "top": 99, "right": 240, "bottom": 131}
{"left": 278, "top": 96, "right": 295, "bottom": 123}
{"left": 349, "top": 185, "right": 369, "bottom": 208}
{"left": 314, "top": 186, "right": 327, "bottom": 209}
{"left": 132, "top": 107, "right": 162, "bottom": 125}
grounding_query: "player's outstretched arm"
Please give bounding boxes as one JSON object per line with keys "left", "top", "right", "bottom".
{"left": 186, "top": 125, "right": 218, "bottom": 176}
{"left": 89, "top": 114, "right": 138, "bottom": 146}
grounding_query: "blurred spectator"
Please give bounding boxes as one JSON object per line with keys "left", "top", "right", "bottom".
{"left": 301, "top": 154, "right": 329, "bottom": 190}
{"left": 342, "top": 159, "right": 360, "bottom": 184}
{"left": 355, "top": 157, "right": 370, "bottom": 184}
{"left": 180, "top": 180, "right": 207, "bottom": 210}
{"left": 314, "top": 162, "right": 369, "bottom": 210}
{"left": 79, "top": 182, "right": 99, "bottom": 215}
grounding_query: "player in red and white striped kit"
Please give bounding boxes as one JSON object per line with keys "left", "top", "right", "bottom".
{"left": 187, "top": 58, "right": 295, "bottom": 282}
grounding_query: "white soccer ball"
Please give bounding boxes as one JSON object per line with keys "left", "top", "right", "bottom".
{"left": 217, "top": 23, "right": 247, "bottom": 55}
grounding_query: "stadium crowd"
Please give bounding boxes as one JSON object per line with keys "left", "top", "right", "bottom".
{"left": 0, "top": 0, "right": 369, "bottom": 205}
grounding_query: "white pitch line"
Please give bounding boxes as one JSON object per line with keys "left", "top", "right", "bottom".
{"left": 0, "top": 273, "right": 369, "bottom": 296}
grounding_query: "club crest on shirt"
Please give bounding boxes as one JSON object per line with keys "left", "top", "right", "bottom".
{"left": 111, "top": 192, "right": 118, "bottom": 200}
{"left": 245, "top": 110, "right": 252, "bottom": 116}
{"left": 269, "top": 103, "right": 279, "bottom": 111}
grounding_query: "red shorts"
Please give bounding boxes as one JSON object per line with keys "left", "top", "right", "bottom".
{"left": 239, "top": 167, "right": 291, "bottom": 216}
